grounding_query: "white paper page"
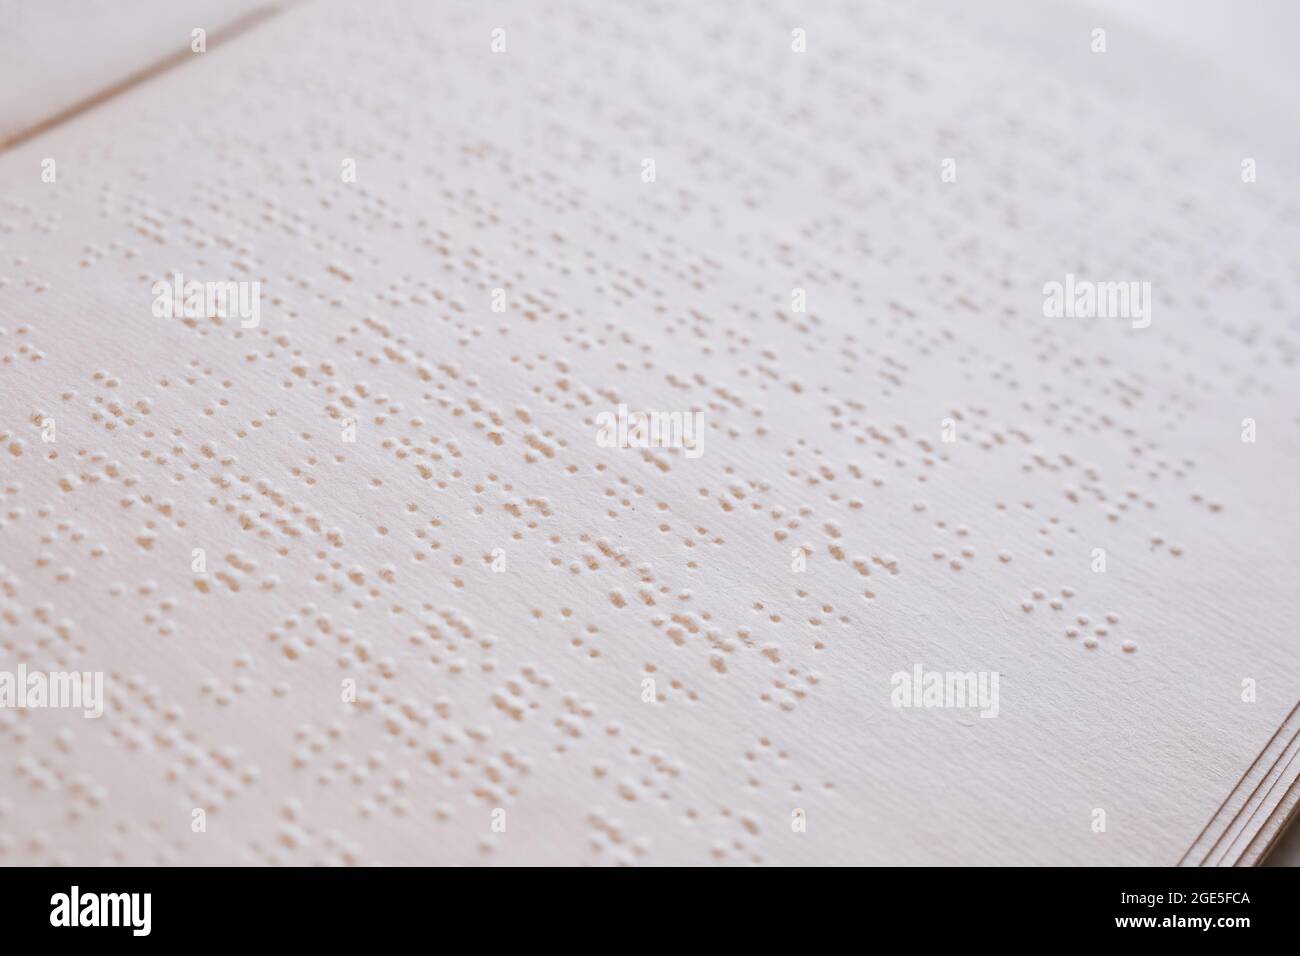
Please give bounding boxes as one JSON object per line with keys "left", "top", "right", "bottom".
{"left": 0, "top": 0, "right": 1296, "bottom": 865}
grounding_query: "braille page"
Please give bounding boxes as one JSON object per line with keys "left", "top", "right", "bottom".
{"left": 0, "top": 0, "right": 1297, "bottom": 865}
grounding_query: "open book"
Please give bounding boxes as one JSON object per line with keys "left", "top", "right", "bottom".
{"left": 1, "top": 0, "right": 1296, "bottom": 866}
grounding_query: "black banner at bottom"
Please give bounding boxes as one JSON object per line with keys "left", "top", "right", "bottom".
{"left": 0, "top": 865, "right": 1291, "bottom": 942}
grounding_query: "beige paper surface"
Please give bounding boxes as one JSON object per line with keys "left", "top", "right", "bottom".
{"left": 0, "top": 0, "right": 276, "bottom": 147}
{"left": 0, "top": 0, "right": 1297, "bottom": 865}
